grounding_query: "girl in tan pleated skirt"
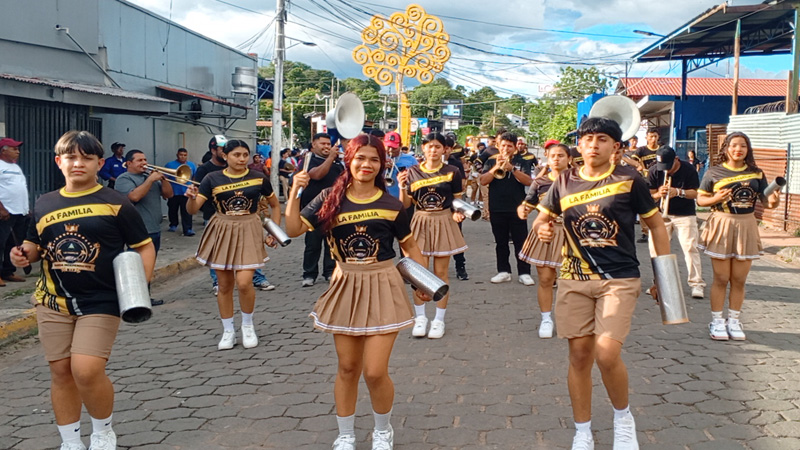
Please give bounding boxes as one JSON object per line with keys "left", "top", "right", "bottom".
{"left": 285, "top": 134, "right": 431, "bottom": 450}
{"left": 696, "top": 132, "right": 781, "bottom": 341}
{"left": 517, "top": 143, "right": 570, "bottom": 338}
{"left": 186, "top": 139, "right": 281, "bottom": 351}
{"left": 398, "top": 132, "right": 467, "bottom": 339}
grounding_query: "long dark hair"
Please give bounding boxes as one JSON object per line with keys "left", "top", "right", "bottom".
{"left": 316, "top": 134, "right": 387, "bottom": 232}
{"left": 716, "top": 132, "right": 760, "bottom": 172}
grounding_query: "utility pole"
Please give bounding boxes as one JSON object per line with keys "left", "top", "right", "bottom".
{"left": 289, "top": 103, "right": 294, "bottom": 149}
{"left": 270, "top": 0, "right": 286, "bottom": 192}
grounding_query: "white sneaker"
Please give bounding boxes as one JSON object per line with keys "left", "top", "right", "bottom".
{"left": 60, "top": 443, "right": 87, "bottom": 450}
{"left": 518, "top": 274, "right": 536, "bottom": 286}
{"left": 89, "top": 429, "right": 116, "bottom": 450}
{"left": 372, "top": 425, "right": 394, "bottom": 450}
{"left": 539, "top": 317, "right": 554, "bottom": 339}
{"left": 428, "top": 320, "right": 445, "bottom": 339}
{"left": 332, "top": 434, "right": 356, "bottom": 450}
{"left": 613, "top": 414, "right": 639, "bottom": 449}
{"left": 412, "top": 316, "right": 428, "bottom": 337}
{"left": 302, "top": 278, "right": 315, "bottom": 287}
{"left": 727, "top": 319, "right": 746, "bottom": 340}
{"left": 691, "top": 286, "right": 704, "bottom": 298}
{"left": 241, "top": 325, "right": 258, "bottom": 348}
{"left": 490, "top": 272, "right": 512, "bottom": 283}
{"left": 212, "top": 284, "right": 219, "bottom": 296}
{"left": 571, "top": 431, "right": 594, "bottom": 450}
{"left": 218, "top": 330, "right": 237, "bottom": 350}
{"left": 709, "top": 320, "right": 729, "bottom": 341}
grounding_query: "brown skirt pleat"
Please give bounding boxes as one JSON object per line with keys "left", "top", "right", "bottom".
{"left": 519, "top": 221, "right": 565, "bottom": 268}
{"left": 410, "top": 209, "right": 468, "bottom": 257}
{"left": 196, "top": 213, "right": 267, "bottom": 270}
{"left": 698, "top": 212, "right": 762, "bottom": 260}
{"left": 310, "top": 260, "right": 414, "bottom": 336}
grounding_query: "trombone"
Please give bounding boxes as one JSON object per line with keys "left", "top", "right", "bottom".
{"left": 660, "top": 172, "right": 672, "bottom": 223}
{"left": 145, "top": 164, "right": 200, "bottom": 186}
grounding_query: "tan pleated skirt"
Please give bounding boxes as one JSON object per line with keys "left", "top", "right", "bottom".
{"left": 310, "top": 260, "right": 414, "bottom": 336}
{"left": 410, "top": 209, "right": 468, "bottom": 257}
{"left": 519, "top": 221, "right": 565, "bottom": 268}
{"left": 698, "top": 212, "right": 762, "bottom": 260}
{"left": 196, "top": 213, "right": 267, "bottom": 270}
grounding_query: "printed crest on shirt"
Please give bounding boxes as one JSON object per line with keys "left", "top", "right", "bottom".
{"left": 571, "top": 203, "right": 619, "bottom": 248}
{"left": 48, "top": 223, "right": 101, "bottom": 272}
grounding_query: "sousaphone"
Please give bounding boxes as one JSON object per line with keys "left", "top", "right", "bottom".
{"left": 326, "top": 92, "right": 366, "bottom": 143}
{"left": 588, "top": 95, "right": 641, "bottom": 141}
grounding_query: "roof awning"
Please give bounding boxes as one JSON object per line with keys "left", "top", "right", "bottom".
{"left": 632, "top": 1, "right": 796, "bottom": 73}
{"left": 0, "top": 73, "right": 173, "bottom": 114}
{"left": 156, "top": 85, "right": 249, "bottom": 120}
{"left": 636, "top": 96, "right": 674, "bottom": 119}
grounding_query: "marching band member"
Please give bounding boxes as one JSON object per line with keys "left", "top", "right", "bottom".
{"left": 186, "top": 140, "right": 281, "bottom": 351}
{"left": 398, "top": 132, "right": 467, "bottom": 339}
{"left": 479, "top": 132, "right": 535, "bottom": 286}
{"left": 532, "top": 117, "right": 669, "bottom": 450}
{"left": 696, "top": 132, "right": 781, "bottom": 341}
{"left": 517, "top": 143, "right": 570, "bottom": 339}
{"left": 285, "top": 134, "right": 429, "bottom": 450}
{"left": 11, "top": 131, "right": 156, "bottom": 450}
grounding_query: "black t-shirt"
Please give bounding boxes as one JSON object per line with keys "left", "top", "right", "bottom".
{"left": 522, "top": 172, "right": 557, "bottom": 208}
{"left": 539, "top": 164, "right": 658, "bottom": 280}
{"left": 634, "top": 146, "right": 660, "bottom": 170}
{"left": 300, "top": 153, "right": 345, "bottom": 208}
{"left": 698, "top": 163, "right": 768, "bottom": 214}
{"left": 647, "top": 160, "right": 700, "bottom": 216}
{"left": 447, "top": 155, "right": 466, "bottom": 179}
{"left": 194, "top": 160, "right": 226, "bottom": 216}
{"left": 25, "top": 185, "right": 152, "bottom": 316}
{"left": 483, "top": 153, "right": 534, "bottom": 213}
{"left": 300, "top": 189, "right": 413, "bottom": 264}
{"left": 478, "top": 146, "right": 499, "bottom": 164}
{"left": 405, "top": 164, "right": 463, "bottom": 211}
{"left": 198, "top": 169, "right": 275, "bottom": 215}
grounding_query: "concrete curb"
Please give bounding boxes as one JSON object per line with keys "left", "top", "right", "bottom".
{"left": 0, "top": 256, "right": 199, "bottom": 348}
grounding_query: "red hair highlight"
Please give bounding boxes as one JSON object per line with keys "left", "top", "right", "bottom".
{"left": 316, "top": 134, "right": 387, "bottom": 232}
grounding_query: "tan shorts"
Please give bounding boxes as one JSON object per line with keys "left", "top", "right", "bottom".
{"left": 555, "top": 278, "right": 641, "bottom": 343}
{"left": 36, "top": 305, "right": 120, "bottom": 362}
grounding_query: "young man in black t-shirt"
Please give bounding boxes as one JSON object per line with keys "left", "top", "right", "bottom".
{"left": 533, "top": 118, "right": 669, "bottom": 450}
{"left": 479, "top": 132, "right": 535, "bottom": 286}
{"left": 647, "top": 147, "right": 705, "bottom": 299}
{"left": 11, "top": 131, "right": 156, "bottom": 450}
{"left": 444, "top": 134, "right": 470, "bottom": 280}
{"left": 300, "top": 133, "right": 344, "bottom": 287}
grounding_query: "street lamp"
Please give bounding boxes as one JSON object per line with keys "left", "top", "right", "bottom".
{"left": 633, "top": 30, "right": 666, "bottom": 38}
{"left": 286, "top": 37, "right": 317, "bottom": 49}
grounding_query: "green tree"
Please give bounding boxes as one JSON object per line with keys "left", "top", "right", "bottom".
{"left": 407, "top": 78, "right": 463, "bottom": 119}
{"left": 527, "top": 67, "right": 610, "bottom": 144}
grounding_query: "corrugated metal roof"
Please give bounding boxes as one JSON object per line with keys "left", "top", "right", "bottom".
{"left": 0, "top": 73, "right": 173, "bottom": 103}
{"left": 619, "top": 77, "right": 786, "bottom": 98}
{"left": 157, "top": 85, "right": 248, "bottom": 110}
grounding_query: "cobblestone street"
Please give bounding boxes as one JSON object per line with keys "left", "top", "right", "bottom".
{"left": 1, "top": 218, "right": 799, "bottom": 449}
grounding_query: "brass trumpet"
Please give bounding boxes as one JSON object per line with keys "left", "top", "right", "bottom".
{"left": 493, "top": 158, "right": 509, "bottom": 179}
{"left": 146, "top": 164, "right": 200, "bottom": 186}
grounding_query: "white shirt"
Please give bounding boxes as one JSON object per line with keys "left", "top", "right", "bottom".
{"left": 0, "top": 160, "right": 29, "bottom": 215}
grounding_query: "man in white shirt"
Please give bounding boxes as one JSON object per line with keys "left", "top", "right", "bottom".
{"left": 0, "top": 137, "right": 30, "bottom": 286}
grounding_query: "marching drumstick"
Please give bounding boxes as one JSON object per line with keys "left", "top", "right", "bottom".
{"left": 296, "top": 153, "right": 313, "bottom": 199}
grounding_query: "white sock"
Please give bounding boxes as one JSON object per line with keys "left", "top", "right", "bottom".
{"left": 414, "top": 304, "right": 426, "bottom": 318}
{"left": 575, "top": 420, "right": 591, "bottom": 434}
{"left": 434, "top": 308, "right": 446, "bottom": 322}
{"left": 241, "top": 312, "right": 254, "bottom": 327}
{"left": 542, "top": 311, "right": 552, "bottom": 321}
{"left": 728, "top": 309, "right": 741, "bottom": 321}
{"left": 57, "top": 421, "right": 82, "bottom": 444}
{"left": 336, "top": 414, "right": 355, "bottom": 437}
{"left": 373, "top": 408, "right": 392, "bottom": 432}
{"left": 221, "top": 317, "right": 235, "bottom": 332}
{"left": 90, "top": 413, "right": 113, "bottom": 433}
{"left": 711, "top": 310, "right": 724, "bottom": 322}
{"left": 613, "top": 405, "right": 631, "bottom": 421}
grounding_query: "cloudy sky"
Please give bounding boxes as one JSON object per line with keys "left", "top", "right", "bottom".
{"left": 127, "top": 0, "right": 790, "bottom": 98}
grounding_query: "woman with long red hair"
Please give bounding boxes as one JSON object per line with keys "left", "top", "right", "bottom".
{"left": 285, "top": 134, "right": 430, "bottom": 450}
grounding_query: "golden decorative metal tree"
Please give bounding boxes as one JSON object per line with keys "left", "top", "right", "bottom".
{"left": 353, "top": 4, "right": 450, "bottom": 145}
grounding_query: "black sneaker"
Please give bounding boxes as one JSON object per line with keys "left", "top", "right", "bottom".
{"left": 150, "top": 298, "right": 164, "bottom": 306}
{"left": 456, "top": 267, "right": 469, "bottom": 280}
{"left": 636, "top": 233, "right": 648, "bottom": 243}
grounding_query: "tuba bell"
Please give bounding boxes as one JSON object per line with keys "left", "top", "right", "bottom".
{"left": 588, "top": 95, "right": 641, "bottom": 141}
{"left": 326, "top": 92, "right": 366, "bottom": 143}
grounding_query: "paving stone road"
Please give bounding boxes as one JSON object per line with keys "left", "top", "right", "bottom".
{"left": 1, "top": 217, "right": 799, "bottom": 449}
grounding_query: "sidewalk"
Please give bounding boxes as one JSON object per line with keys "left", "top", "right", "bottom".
{"left": 0, "top": 218, "right": 205, "bottom": 347}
